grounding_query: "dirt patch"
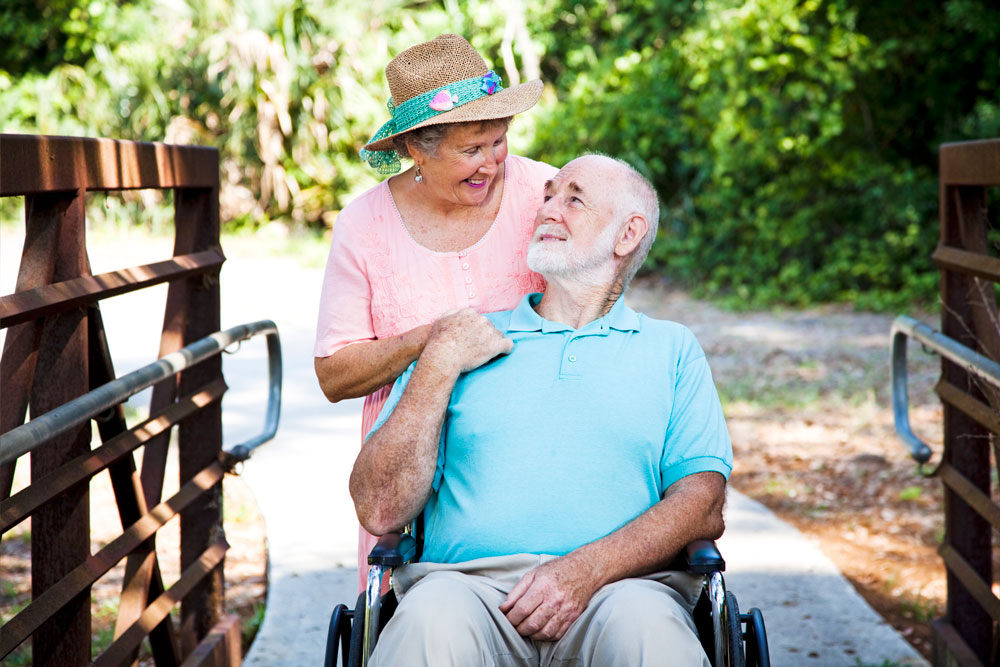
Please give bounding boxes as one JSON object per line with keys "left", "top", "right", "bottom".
{"left": 628, "top": 276, "right": 949, "bottom": 660}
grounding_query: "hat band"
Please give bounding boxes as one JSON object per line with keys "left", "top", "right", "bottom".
{"left": 361, "top": 70, "right": 504, "bottom": 175}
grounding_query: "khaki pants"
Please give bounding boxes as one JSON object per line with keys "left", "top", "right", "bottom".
{"left": 369, "top": 554, "right": 711, "bottom": 667}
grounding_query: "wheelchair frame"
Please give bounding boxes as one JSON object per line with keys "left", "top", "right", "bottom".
{"left": 325, "top": 535, "right": 769, "bottom": 667}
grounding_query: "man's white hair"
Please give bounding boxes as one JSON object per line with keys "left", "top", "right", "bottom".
{"left": 599, "top": 155, "right": 660, "bottom": 288}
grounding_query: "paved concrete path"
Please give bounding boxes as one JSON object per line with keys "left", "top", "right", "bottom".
{"left": 0, "top": 228, "right": 929, "bottom": 667}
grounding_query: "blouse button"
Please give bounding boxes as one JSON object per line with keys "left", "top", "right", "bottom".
{"left": 568, "top": 355, "right": 578, "bottom": 362}
{"left": 462, "top": 262, "right": 470, "bottom": 270}
{"left": 465, "top": 277, "right": 473, "bottom": 284}
{"left": 469, "top": 291, "right": 476, "bottom": 298}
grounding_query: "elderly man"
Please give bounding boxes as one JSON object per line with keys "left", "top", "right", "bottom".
{"left": 350, "top": 155, "right": 732, "bottom": 666}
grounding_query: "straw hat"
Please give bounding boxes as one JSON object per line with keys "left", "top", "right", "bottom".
{"left": 362, "top": 33, "right": 542, "bottom": 154}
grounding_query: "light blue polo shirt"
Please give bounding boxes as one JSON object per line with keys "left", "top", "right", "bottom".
{"left": 368, "top": 293, "right": 732, "bottom": 564}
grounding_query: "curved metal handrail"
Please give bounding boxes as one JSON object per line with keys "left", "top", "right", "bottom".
{"left": 0, "top": 319, "right": 282, "bottom": 468}
{"left": 890, "top": 314, "right": 1000, "bottom": 467}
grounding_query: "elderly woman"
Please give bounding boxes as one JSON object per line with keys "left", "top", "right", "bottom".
{"left": 313, "top": 34, "right": 556, "bottom": 588}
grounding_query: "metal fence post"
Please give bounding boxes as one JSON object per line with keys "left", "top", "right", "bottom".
{"left": 175, "top": 184, "right": 226, "bottom": 654}
{"left": 27, "top": 189, "right": 92, "bottom": 666}
{"left": 933, "top": 145, "right": 1000, "bottom": 665}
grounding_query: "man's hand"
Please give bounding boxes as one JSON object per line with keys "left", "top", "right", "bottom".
{"left": 422, "top": 308, "right": 513, "bottom": 376}
{"left": 499, "top": 556, "right": 601, "bottom": 641}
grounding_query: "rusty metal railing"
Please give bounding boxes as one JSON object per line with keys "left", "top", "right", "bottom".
{"left": 893, "top": 137, "right": 1000, "bottom": 666}
{"left": 0, "top": 320, "right": 282, "bottom": 468}
{"left": 0, "top": 134, "right": 247, "bottom": 666}
{"left": 0, "top": 319, "right": 281, "bottom": 662}
{"left": 891, "top": 314, "right": 1000, "bottom": 469}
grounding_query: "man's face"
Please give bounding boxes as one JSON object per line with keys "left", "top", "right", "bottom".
{"left": 527, "top": 157, "right": 622, "bottom": 280}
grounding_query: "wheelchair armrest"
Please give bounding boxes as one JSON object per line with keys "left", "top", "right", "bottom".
{"left": 368, "top": 533, "right": 417, "bottom": 568}
{"left": 680, "top": 539, "right": 726, "bottom": 574}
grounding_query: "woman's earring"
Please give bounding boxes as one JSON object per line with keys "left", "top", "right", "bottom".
{"left": 415, "top": 165, "right": 423, "bottom": 184}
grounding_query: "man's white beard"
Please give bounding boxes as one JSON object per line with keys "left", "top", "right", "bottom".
{"left": 527, "top": 221, "right": 620, "bottom": 283}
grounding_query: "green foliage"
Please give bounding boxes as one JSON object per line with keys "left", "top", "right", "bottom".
{"left": 0, "top": 0, "right": 123, "bottom": 76}
{"left": 4, "top": 0, "right": 996, "bottom": 308}
{"left": 2, "top": 0, "right": 474, "bottom": 226}
{"left": 241, "top": 601, "right": 267, "bottom": 653}
{"left": 530, "top": 0, "right": 973, "bottom": 309}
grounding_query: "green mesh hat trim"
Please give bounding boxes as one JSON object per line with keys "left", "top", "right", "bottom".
{"left": 360, "top": 71, "right": 504, "bottom": 175}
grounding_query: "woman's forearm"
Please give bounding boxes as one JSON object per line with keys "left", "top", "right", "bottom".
{"left": 314, "top": 324, "right": 432, "bottom": 402}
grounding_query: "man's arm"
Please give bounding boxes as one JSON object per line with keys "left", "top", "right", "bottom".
{"left": 500, "top": 471, "right": 726, "bottom": 641}
{"left": 349, "top": 309, "right": 513, "bottom": 536}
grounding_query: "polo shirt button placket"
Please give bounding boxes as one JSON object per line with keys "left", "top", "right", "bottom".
{"left": 560, "top": 335, "right": 583, "bottom": 378}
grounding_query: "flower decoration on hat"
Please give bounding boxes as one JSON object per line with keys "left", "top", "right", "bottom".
{"left": 429, "top": 90, "right": 459, "bottom": 111}
{"left": 480, "top": 70, "right": 501, "bottom": 95}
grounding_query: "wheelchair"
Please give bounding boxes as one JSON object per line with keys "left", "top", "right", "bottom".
{"left": 324, "top": 533, "right": 769, "bottom": 667}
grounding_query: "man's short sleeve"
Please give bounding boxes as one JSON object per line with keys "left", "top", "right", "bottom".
{"left": 365, "top": 362, "right": 415, "bottom": 440}
{"left": 660, "top": 331, "right": 733, "bottom": 491}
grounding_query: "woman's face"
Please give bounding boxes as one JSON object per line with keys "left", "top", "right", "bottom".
{"left": 412, "top": 122, "right": 509, "bottom": 208}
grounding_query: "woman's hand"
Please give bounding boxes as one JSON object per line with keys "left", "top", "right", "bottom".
{"left": 420, "top": 308, "right": 513, "bottom": 376}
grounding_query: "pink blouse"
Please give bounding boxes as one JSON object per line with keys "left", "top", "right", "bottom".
{"left": 314, "top": 154, "right": 557, "bottom": 587}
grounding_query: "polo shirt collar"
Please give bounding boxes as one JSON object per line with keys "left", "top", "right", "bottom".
{"left": 506, "top": 292, "right": 641, "bottom": 334}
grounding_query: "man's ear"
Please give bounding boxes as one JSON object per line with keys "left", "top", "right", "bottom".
{"left": 614, "top": 214, "right": 649, "bottom": 258}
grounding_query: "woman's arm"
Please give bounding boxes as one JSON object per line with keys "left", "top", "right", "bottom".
{"left": 314, "top": 323, "right": 432, "bottom": 402}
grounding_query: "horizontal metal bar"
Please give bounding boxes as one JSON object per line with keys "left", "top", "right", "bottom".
{"left": 936, "top": 380, "right": 1000, "bottom": 437}
{"left": 932, "top": 246, "right": 1000, "bottom": 283}
{"left": 93, "top": 538, "right": 229, "bottom": 667}
{"left": 0, "top": 134, "right": 219, "bottom": 195}
{"left": 938, "top": 543, "right": 1000, "bottom": 621}
{"left": 938, "top": 463, "right": 1000, "bottom": 530}
{"left": 0, "top": 250, "right": 225, "bottom": 329}
{"left": 940, "top": 138, "right": 1000, "bottom": 186}
{"left": 931, "top": 619, "right": 989, "bottom": 667}
{"left": 891, "top": 315, "right": 1000, "bottom": 465}
{"left": 0, "top": 461, "right": 225, "bottom": 658}
{"left": 0, "top": 320, "right": 279, "bottom": 467}
{"left": 0, "top": 379, "right": 226, "bottom": 534}
{"left": 178, "top": 614, "right": 241, "bottom": 667}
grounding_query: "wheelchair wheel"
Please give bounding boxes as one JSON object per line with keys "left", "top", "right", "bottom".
{"left": 324, "top": 603, "right": 352, "bottom": 667}
{"left": 742, "top": 607, "right": 770, "bottom": 667}
{"left": 348, "top": 592, "right": 365, "bottom": 667}
{"left": 723, "top": 592, "right": 746, "bottom": 667}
